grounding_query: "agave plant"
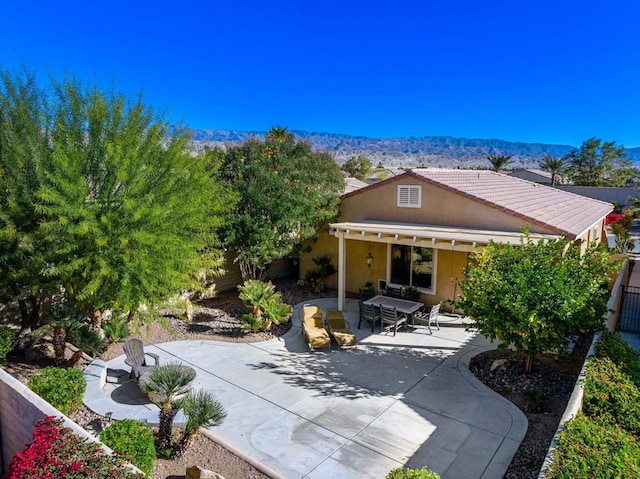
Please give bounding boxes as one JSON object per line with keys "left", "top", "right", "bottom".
{"left": 174, "top": 390, "right": 227, "bottom": 457}
{"left": 139, "top": 362, "right": 196, "bottom": 452}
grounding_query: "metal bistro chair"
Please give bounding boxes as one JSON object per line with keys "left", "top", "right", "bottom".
{"left": 414, "top": 302, "right": 441, "bottom": 334}
{"left": 358, "top": 302, "right": 381, "bottom": 332}
{"left": 380, "top": 305, "right": 406, "bottom": 336}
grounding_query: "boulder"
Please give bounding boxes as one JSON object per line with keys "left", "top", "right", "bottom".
{"left": 186, "top": 466, "right": 226, "bottom": 479}
{"left": 490, "top": 358, "right": 509, "bottom": 372}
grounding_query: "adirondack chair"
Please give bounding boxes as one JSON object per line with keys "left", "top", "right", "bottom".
{"left": 123, "top": 338, "right": 160, "bottom": 379}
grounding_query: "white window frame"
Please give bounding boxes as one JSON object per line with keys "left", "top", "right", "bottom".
{"left": 397, "top": 185, "right": 422, "bottom": 208}
{"left": 386, "top": 243, "right": 437, "bottom": 295}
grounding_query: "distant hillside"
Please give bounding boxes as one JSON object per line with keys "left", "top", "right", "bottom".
{"left": 188, "top": 129, "right": 640, "bottom": 169}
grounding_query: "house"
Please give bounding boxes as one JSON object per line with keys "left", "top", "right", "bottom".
{"left": 509, "top": 168, "right": 553, "bottom": 185}
{"left": 300, "top": 169, "right": 613, "bottom": 311}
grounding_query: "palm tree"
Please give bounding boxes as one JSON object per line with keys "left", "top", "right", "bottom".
{"left": 238, "top": 279, "right": 291, "bottom": 331}
{"left": 139, "top": 362, "right": 196, "bottom": 452}
{"left": 175, "top": 390, "right": 227, "bottom": 457}
{"left": 538, "top": 153, "right": 568, "bottom": 186}
{"left": 487, "top": 154, "right": 513, "bottom": 172}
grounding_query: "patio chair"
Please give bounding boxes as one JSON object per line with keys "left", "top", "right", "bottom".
{"left": 414, "top": 302, "right": 441, "bottom": 334}
{"left": 326, "top": 310, "right": 356, "bottom": 348}
{"left": 123, "top": 338, "right": 160, "bottom": 379}
{"left": 404, "top": 287, "right": 421, "bottom": 302}
{"left": 359, "top": 286, "right": 375, "bottom": 302}
{"left": 302, "top": 305, "right": 331, "bottom": 351}
{"left": 385, "top": 285, "right": 403, "bottom": 298}
{"left": 380, "top": 305, "right": 406, "bottom": 336}
{"left": 358, "top": 302, "right": 381, "bottom": 332}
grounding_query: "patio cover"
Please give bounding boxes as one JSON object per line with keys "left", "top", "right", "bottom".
{"left": 330, "top": 220, "right": 560, "bottom": 310}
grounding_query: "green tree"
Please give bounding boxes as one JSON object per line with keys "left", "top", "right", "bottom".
{"left": 538, "top": 153, "right": 568, "bottom": 186}
{"left": 220, "top": 126, "right": 344, "bottom": 280}
{"left": 565, "top": 137, "right": 636, "bottom": 186}
{"left": 487, "top": 154, "right": 513, "bottom": 172}
{"left": 457, "top": 233, "right": 616, "bottom": 373}
{"left": 0, "top": 71, "right": 230, "bottom": 333}
{"left": 0, "top": 70, "right": 58, "bottom": 334}
{"left": 342, "top": 155, "right": 372, "bottom": 181}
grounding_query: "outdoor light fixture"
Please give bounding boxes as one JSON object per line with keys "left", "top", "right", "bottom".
{"left": 366, "top": 244, "right": 373, "bottom": 268}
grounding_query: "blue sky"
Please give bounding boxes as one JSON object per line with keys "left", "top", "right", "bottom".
{"left": 2, "top": 1, "right": 639, "bottom": 147}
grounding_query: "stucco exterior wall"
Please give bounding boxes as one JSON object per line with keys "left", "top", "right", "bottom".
{"left": 340, "top": 176, "right": 561, "bottom": 236}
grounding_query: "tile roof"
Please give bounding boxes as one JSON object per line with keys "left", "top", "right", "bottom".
{"left": 410, "top": 169, "right": 613, "bottom": 239}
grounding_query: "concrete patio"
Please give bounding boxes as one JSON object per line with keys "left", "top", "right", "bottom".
{"left": 84, "top": 298, "right": 527, "bottom": 479}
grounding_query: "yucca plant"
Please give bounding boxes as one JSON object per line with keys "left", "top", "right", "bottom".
{"left": 139, "top": 362, "right": 196, "bottom": 452}
{"left": 175, "top": 390, "right": 227, "bottom": 457}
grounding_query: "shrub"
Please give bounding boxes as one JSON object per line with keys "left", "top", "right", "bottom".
{"left": 546, "top": 414, "right": 640, "bottom": 478}
{"left": 0, "top": 325, "right": 16, "bottom": 361}
{"left": 5, "top": 416, "right": 145, "bottom": 478}
{"left": 582, "top": 357, "right": 640, "bottom": 436}
{"left": 386, "top": 466, "right": 440, "bottom": 479}
{"left": 101, "top": 419, "right": 156, "bottom": 476}
{"left": 238, "top": 280, "right": 292, "bottom": 331}
{"left": 28, "top": 366, "right": 86, "bottom": 416}
{"left": 65, "top": 323, "right": 107, "bottom": 357}
{"left": 102, "top": 314, "right": 131, "bottom": 343}
{"left": 594, "top": 330, "right": 640, "bottom": 385}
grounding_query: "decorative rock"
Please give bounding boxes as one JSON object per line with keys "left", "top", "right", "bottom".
{"left": 490, "top": 358, "right": 509, "bottom": 372}
{"left": 186, "top": 466, "right": 225, "bottom": 479}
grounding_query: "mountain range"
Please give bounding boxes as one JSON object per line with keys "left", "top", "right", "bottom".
{"left": 188, "top": 129, "right": 640, "bottom": 169}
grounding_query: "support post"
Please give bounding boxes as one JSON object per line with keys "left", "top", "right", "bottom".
{"left": 337, "top": 232, "right": 346, "bottom": 311}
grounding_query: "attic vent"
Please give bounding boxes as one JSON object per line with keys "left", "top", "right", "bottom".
{"left": 397, "top": 185, "right": 421, "bottom": 208}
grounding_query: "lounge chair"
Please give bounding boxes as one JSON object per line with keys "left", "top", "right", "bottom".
{"left": 302, "top": 305, "right": 331, "bottom": 351}
{"left": 326, "top": 310, "right": 356, "bottom": 348}
{"left": 123, "top": 338, "right": 160, "bottom": 379}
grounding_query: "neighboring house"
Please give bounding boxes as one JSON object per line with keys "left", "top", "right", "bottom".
{"left": 300, "top": 169, "right": 613, "bottom": 311}
{"left": 509, "top": 168, "right": 553, "bottom": 185}
{"left": 555, "top": 186, "right": 638, "bottom": 208}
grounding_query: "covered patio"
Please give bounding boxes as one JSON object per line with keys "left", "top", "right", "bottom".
{"left": 329, "top": 220, "right": 557, "bottom": 311}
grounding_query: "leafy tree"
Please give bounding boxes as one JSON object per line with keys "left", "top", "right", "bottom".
{"left": 0, "top": 71, "right": 229, "bottom": 334}
{"left": 342, "top": 155, "right": 372, "bottom": 181}
{"left": 487, "top": 154, "right": 513, "bottom": 172}
{"left": 457, "top": 233, "right": 616, "bottom": 373}
{"left": 0, "top": 70, "right": 58, "bottom": 333}
{"left": 220, "top": 126, "right": 344, "bottom": 280}
{"left": 538, "top": 153, "right": 568, "bottom": 186}
{"left": 565, "top": 137, "right": 636, "bottom": 186}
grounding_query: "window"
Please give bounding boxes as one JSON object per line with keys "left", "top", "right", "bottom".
{"left": 390, "top": 245, "right": 435, "bottom": 291}
{"left": 397, "top": 185, "right": 421, "bottom": 208}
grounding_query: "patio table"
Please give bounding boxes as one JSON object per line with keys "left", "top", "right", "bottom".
{"left": 363, "top": 295, "right": 424, "bottom": 329}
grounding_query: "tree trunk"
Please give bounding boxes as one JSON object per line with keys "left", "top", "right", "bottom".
{"left": 157, "top": 402, "right": 175, "bottom": 452}
{"left": 53, "top": 326, "right": 66, "bottom": 365}
{"left": 174, "top": 430, "right": 198, "bottom": 458}
{"left": 524, "top": 353, "right": 534, "bottom": 374}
